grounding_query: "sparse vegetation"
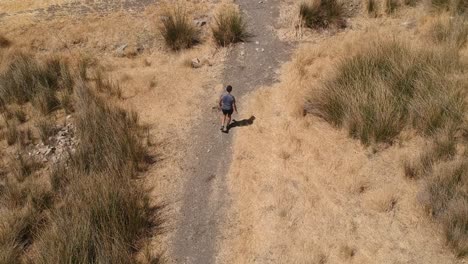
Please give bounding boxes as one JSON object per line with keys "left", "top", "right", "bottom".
{"left": 160, "top": 7, "right": 199, "bottom": 50}
{"left": 300, "top": 0, "right": 345, "bottom": 29}
{"left": 212, "top": 7, "right": 249, "bottom": 46}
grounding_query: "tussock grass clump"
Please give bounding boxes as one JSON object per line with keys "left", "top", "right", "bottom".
{"left": 160, "top": 7, "right": 199, "bottom": 50}
{"left": 36, "top": 173, "right": 149, "bottom": 263}
{"left": 10, "top": 154, "right": 42, "bottom": 182}
{"left": 404, "top": 0, "right": 420, "bottom": 6}
{"left": 5, "top": 120, "right": 18, "bottom": 146}
{"left": 385, "top": 0, "right": 399, "bottom": 13}
{"left": 0, "top": 53, "right": 72, "bottom": 107}
{"left": 35, "top": 117, "right": 56, "bottom": 144}
{"left": 431, "top": 0, "right": 468, "bottom": 13}
{"left": 404, "top": 130, "right": 457, "bottom": 179}
{"left": 94, "top": 69, "right": 123, "bottom": 99}
{"left": 309, "top": 40, "right": 464, "bottom": 144}
{"left": 429, "top": 16, "right": 468, "bottom": 48}
{"left": 212, "top": 7, "right": 249, "bottom": 46}
{"left": 0, "top": 35, "right": 11, "bottom": 48}
{"left": 300, "top": 0, "right": 345, "bottom": 29}
{"left": 34, "top": 82, "right": 150, "bottom": 263}
{"left": 420, "top": 161, "right": 468, "bottom": 255}
{"left": 367, "top": 0, "right": 379, "bottom": 16}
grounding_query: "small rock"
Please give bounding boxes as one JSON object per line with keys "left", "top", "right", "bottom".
{"left": 255, "top": 41, "right": 259, "bottom": 45}
{"left": 115, "top": 44, "right": 128, "bottom": 56}
{"left": 191, "top": 58, "right": 202, "bottom": 68}
{"left": 401, "top": 20, "right": 416, "bottom": 29}
{"left": 194, "top": 18, "right": 208, "bottom": 27}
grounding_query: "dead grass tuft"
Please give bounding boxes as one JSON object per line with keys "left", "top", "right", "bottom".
{"left": 431, "top": 0, "right": 468, "bottom": 13}
{"left": 212, "top": 7, "right": 249, "bottom": 46}
{"left": 300, "top": 0, "right": 346, "bottom": 29}
{"left": 0, "top": 35, "right": 11, "bottom": 48}
{"left": 366, "top": 0, "right": 379, "bottom": 16}
{"left": 10, "top": 153, "right": 42, "bottom": 182}
{"left": 308, "top": 40, "right": 464, "bottom": 144}
{"left": 160, "top": 7, "right": 199, "bottom": 51}
{"left": 5, "top": 119, "right": 18, "bottom": 146}
{"left": 385, "top": 0, "right": 399, "bottom": 14}
{"left": 428, "top": 16, "right": 468, "bottom": 48}
{"left": 35, "top": 117, "right": 56, "bottom": 144}
{"left": 0, "top": 53, "right": 72, "bottom": 109}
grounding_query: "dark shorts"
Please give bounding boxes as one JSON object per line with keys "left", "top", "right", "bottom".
{"left": 222, "top": 109, "right": 233, "bottom": 116}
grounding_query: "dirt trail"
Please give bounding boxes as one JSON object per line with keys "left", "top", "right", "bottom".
{"left": 171, "top": 1, "right": 292, "bottom": 263}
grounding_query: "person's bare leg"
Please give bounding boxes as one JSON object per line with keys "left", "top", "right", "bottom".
{"left": 226, "top": 115, "right": 231, "bottom": 130}
{"left": 221, "top": 114, "right": 226, "bottom": 129}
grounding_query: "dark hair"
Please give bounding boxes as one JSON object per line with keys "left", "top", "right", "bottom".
{"left": 226, "top": 85, "right": 233, "bottom": 92}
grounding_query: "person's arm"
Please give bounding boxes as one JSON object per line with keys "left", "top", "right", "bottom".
{"left": 219, "top": 97, "right": 223, "bottom": 109}
{"left": 233, "top": 98, "right": 238, "bottom": 113}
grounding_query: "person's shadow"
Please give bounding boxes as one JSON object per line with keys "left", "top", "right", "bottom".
{"left": 225, "top": 116, "right": 256, "bottom": 133}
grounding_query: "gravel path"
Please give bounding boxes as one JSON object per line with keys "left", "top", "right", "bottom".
{"left": 171, "top": 1, "right": 292, "bottom": 263}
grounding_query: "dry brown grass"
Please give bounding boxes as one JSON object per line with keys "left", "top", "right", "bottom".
{"left": 160, "top": 6, "right": 200, "bottom": 51}
{"left": 0, "top": 35, "right": 11, "bottom": 48}
{"left": 212, "top": 6, "right": 249, "bottom": 46}
{"left": 0, "top": 52, "right": 155, "bottom": 263}
{"left": 300, "top": 0, "right": 346, "bottom": 29}
{"left": 217, "top": 17, "right": 464, "bottom": 261}
{"left": 307, "top": 39, "right": 464, "bottom": 145}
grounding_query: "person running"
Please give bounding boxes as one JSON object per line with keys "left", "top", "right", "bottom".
{"left": 219, "top": 85, "right": 237, "bottom": 132}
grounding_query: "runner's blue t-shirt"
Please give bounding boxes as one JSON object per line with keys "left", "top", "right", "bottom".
{"left": 221, "top": 93, "right": 235, "bottom": 110}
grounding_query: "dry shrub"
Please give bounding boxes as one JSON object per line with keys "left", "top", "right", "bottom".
{"left": 212, "top": 7, "right": 249, "bottom": 46}
{"left": 309, "top": 40, "right": 464, "bottom": 144}
{"left": 300, "top": 0, "right": 345, "bottom": 29}
{"left": 160, "top": 7, "right": 199, "bottom": 50}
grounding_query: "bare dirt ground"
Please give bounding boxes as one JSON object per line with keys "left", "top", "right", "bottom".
{"left": 171, "top": 0, "right": 292, "bottom": 263}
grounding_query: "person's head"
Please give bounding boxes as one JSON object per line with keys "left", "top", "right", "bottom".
{"left": 226, "top": 85, "right": 233, "bottom": 93}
